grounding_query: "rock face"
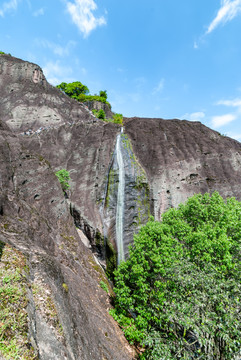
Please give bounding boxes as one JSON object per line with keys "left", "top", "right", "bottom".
{"left": 102, "top": 130, "right": 150, "bottom": 264}
{"left": 0, "top": 54, "right": 91, "bottom": 133}
{"left": 84, "top": 100, "right": 113, "bottom": 119}
{"left": 124, "top": 117, "right": 241, "bottom": 219}
{"left": 1, "top": 54, "right": 241, "bottom": 359}
{"left": 0, "top": 55, "right": 134, "bottom": 359}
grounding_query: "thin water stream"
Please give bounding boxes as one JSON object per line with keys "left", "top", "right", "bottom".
{"left": 116, "top": 127, "right": 125, "bottom": 264}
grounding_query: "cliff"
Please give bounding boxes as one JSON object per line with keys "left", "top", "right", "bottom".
{"left": 1, "top": 54, "right": 241, "bottom": 359}
{"left": 0, "top": 55, "right": 134, "bottom": 359}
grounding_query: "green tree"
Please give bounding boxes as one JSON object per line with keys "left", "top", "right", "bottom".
{"left": 55, "top": 169, "right": 70, "bottom": 191}
{"left": 56, "top": 81, "right": 89, "bottom": 99}
{"left": 111, "top": 192, "right": 241, "bottom": 359}
{"left": 99, "top": 90, "right": 107, "bottom": 100}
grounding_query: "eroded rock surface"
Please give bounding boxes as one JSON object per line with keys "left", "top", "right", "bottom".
{"left": 124, "top": 117, "right": 241, "bottom": 219}
{"left": 0, "top": 121, "right": 134, "bottom": 359}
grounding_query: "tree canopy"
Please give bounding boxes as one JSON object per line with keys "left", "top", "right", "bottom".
{"left": 56, "top": 81, "right": 89, "bottom": 99}
{"left": 111, "top": 192, "right": 241, "bottom": 359}
{"left": 56, "top": 82, "right": 111, "bottom": 108}
{"left": 99, "top": 90, "right": 107, "bottom": 99}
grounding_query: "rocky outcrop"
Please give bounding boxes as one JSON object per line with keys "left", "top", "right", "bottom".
{"left": 1, "top": 54, "right": 241, "bottom": 359}
{"left": 0, "top": 120, "right": 134, "bottom": 359}
{"left": 124, "top": 117, "right": 241, "bottom": 219}
{"left": 84, "top": 100, "right": 113, "bottom": 119}
{"left": 0, "top": 54, "right": 92, "bottom": 133}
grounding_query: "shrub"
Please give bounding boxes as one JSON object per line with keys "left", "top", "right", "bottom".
{"left": 79, "top": 94, "right": 111, "bottom": 108}
{"left": 0, "top": 51, "right": 11, "bottom": 55}
{"left": 92, "top": 109, "right": 106, "bottom": 120}
{"left": 112, "top": 113, "right": 123, "bottom": 125}
{"left": 99, "top": 281, "right": 109, "bottom": 294}
{"left": 99, "top": 90, "right": 107, "bottom": 100}
{"left": 97, "top": 109, "right": 105, "bottom": 120}
{"left": 111, "top": 192, "right": 241, "bottom": 359}
{"left": 55, "top": 169, "right": 70, "bottom": 191}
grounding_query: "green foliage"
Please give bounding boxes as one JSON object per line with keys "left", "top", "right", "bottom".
{"left": 112, "top": 113, "right": 123, "bottom": 125}
{"left": 0, "top": 245, "right": 37, "bottom": 359}
{"left": 62, "top": 283, "right": 69, "bottom": 293}
{"left": 56, "top": 81, "right": 112, "bottom": 107}
{"left": 93, "top": 112, "right": 123, "bottom": 125}
{"left": 0, "top": 51, "right": 11, "bottom": 56}
{"left": 55, "top": 169, "right": 70, "bottom": 191}
{"left": 97, "top": 109, "right": 105, "bottom": 120}
{"left": 79, "top": 94, "right": 111, "bottom": 107}
{"left": 92, "top": 108, "right": 106, "bottom": 120}
{"left": 99, "top": 280, "right": 109, "bottom": 294}
{"left": 112, "top": 192, "right": 241, "bottom": 359}
{"left": 56, "top": 81, "right": 89, "bottom": 99}
{"left": 99, "top": 90, "right": 107, "bottom": 100}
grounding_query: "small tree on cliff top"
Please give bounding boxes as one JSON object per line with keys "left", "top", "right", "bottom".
{"left": 99, "top": 90, "right": 107, "bottom": 100}
{"left": 111, "top": 192, "right": 241, "bottom": 359}
{"left": 56, "top": 81, "right": 89, "bottom": 99}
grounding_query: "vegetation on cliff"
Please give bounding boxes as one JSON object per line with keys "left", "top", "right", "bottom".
{"left": 56, "top": 81, "right": 111, "bottom": 107}
{"left": 0, "top": 51, "right": 11, "bottom": 56}
{"left": 55, "top": 169, "right": 70, "bottom": 192}
{"left": 111, "top": 192, "right": 241, "bottom": 359}
{"left": 56, "top": 81, "right": 124, "bottom": 124}
{"left": 0, "top": 243, "right": 37, "bottom": 359}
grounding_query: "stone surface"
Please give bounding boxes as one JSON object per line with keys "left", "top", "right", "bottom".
{"left": 0, "top": 54, "right": 91, "bottom": 133}
{"left": 84, "top": 100, "right": 113, "bottom": 119}
{"left": 0, "top": 120, "right": 134, "bottom": 359}
{"left": 103, "top": 131, "right": 150, "bottom": 261}
{"left": 124, "top": 117, "right": 241, "bottom": 219}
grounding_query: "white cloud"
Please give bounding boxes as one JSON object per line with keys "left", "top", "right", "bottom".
{"left": 211, "top": 113, "right": 236, "bottom": 128}
{"left": 35, "top": 39, "right": 76, "bottom": 57}
{"left": 66, "top": 0, "right": 106, "bottom": 37}
{"left": 216, "top": 98, "right": 241, "bottom": 107}
{"left": 43, "top": 61, "right": 73, "bottom": 85}
{"left": 33, "top": 8, "right": 44, "bottom": 17}
{"left": 206, "top": 0, "right": 241, "bottom": 34}
{"left": 181, "top": 111, "right": 205, "bottom": 122}
{"left": 0, "top": 0, "right": 19, "bottom": 17}
{"left": 152, "top": 78, "right": 165, "bottom": 94}
{"left": 211, "top": 96, "right": 241, "bottom": 128}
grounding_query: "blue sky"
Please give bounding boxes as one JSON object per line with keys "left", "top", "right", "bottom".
{"left": 1, "top": 0, "right": 241, "bottom": 140}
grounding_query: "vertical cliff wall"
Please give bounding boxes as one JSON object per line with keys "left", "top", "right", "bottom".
{"left": 124, "top": 117, "right": 241, "bottom": 220}
{"left": 0, "top": 55, "right": 135, "bottom": 359}
{"left": 102, "top": 129, "right": 150, "bottom": 267}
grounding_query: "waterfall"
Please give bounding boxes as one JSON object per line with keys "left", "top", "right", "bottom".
{"left": 116, "top": 128, "right": 125, "bottom": 264}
